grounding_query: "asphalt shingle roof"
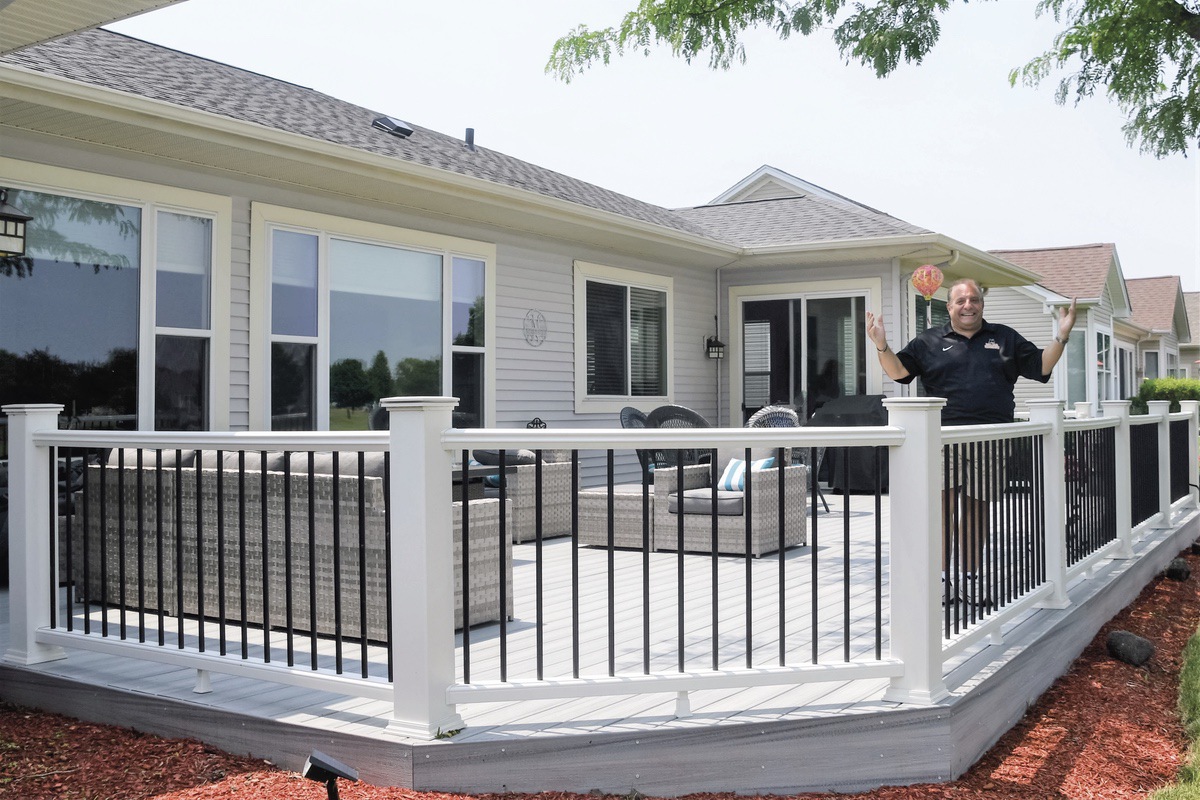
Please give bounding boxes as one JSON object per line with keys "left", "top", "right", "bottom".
{"left": 2, "top": 28, "right": 721, "bottom": 241}
{"left": 1126, "top": 276, "right": 1183, "bottom": 333}
{"left": 1186, "top": 292, "right": 1200, "bottom": 338}
{"left": 672, "top": 195, "right": 930, "bottom": 248}
{"left": 2, "top": 28, "right": 945, "bottom": 253}
{"left": 988, "top": 244, "right": 1115, "bottom": 300}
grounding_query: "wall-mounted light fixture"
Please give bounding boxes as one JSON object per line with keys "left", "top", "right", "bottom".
{"left": 0, "top": 188, "right": 32, "bottom": 257}
{"left": 705, "top": 335, "right": 726, "bottom": 360}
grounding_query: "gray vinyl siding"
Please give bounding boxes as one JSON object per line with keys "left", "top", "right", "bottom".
{"left": 229, "top": 195, "right": 251, "bottom": 429}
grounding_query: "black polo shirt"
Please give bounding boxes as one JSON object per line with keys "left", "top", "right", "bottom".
{"left": 894, "top": 320, "right": 1049, "bottom": 425}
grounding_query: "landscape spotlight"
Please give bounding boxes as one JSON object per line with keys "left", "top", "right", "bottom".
{"left": 302, "top": 749, "right": 359, "bottom": 800}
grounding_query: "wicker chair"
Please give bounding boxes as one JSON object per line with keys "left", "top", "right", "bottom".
{"left": 644, "top": 404, "right": 713, "bottom": 471}
{"left": 746, "top": 405, "right": 828, "bottom": 512}
{"left": 619, "top": 406, "right": 653, "bottom": 482}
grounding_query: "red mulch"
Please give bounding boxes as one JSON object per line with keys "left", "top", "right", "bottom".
{"left": 3, "top": 550, "right": 1198, "bottom": 800}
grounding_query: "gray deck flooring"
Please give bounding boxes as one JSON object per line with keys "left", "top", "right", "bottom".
{"left": 3, "top": 494, "right": 1199, "bottom": 794}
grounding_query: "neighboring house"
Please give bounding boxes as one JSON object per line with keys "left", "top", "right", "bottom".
{"left": 1126, "top": 276, "right": 1193, "bottom": 382}
{"left": 0, "top": 30, "right": 1041, "bottom": 484}
{"left": 1182, "top": 292, "right": 1200, "bottom": 379}
{"left": 985, "top": 243, "right": 1135, "bottom": 415}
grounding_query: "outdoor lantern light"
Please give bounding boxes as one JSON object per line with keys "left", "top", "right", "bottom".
{"left": 706, "top": 335, "right": 726, "bottom": 360}
{"left": 302, "top": 750, "right": 359, "bottom": 800}
{"left": 0, "top": 188, "right": 32, "bottom": 258}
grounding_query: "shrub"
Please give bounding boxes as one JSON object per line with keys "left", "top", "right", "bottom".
{"left": 1130, "top": 377, "right": 1200, "bottom": 414}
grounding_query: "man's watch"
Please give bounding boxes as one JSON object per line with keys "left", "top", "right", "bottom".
{"left": 1055, "top": 334, "right": 1069, "bottom": 345}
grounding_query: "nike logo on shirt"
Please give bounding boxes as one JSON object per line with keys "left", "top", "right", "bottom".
{"left": 943, "top": 345, "right": 954, "bottom": 351}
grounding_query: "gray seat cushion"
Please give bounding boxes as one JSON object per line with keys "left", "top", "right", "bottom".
{"left": 669, "top": 488, "right": 744, "bottom": 516}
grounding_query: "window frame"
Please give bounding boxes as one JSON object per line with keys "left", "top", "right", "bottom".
{"left": 249, "top": 203, "right": 496, "bottom": 430}
{"left": 0, "top": 157, "right": 231, "bottom": 430}
{"left": 573, "top": 261, "right": 674, "bottom": 414}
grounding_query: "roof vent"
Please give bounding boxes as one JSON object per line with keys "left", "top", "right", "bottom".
{"left": 372, "top": 116, "right": 414, "bottom": 138}
{"left": 464, "top": 127, "right": 475, "bottom": 151}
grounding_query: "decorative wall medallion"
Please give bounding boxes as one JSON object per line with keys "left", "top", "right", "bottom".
{"left": 523, "top": 309, "right": 547, "bottom": 347}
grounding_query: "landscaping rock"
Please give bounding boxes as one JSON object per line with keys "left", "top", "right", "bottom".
{"left": 1107, "top": 630, "right": 1154, "bottom": 666}
{"left": 1167, "top": 557, "right": 1192, "bottom": 581}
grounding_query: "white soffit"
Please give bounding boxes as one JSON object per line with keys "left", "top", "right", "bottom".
{"left": 0, "top": 0, "right": 188, "bottom": 55}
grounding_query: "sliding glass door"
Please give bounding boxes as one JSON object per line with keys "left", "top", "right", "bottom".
{"left": 741, "top": 294, "right": 866, "bottom": 421}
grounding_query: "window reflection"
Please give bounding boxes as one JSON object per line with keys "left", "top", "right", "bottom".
{"left": 155, "top": 335, "right": 207, "bottom": 430}
{"left": 328, "top": 238, "right": 441, "bottom": 430}
{"left": 0, "top": 189, "right": 140, "bottom": 430}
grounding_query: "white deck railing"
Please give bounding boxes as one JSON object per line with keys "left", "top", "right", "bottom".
{"left": 3, "top": 397, "right": 1198, "bottom": 739}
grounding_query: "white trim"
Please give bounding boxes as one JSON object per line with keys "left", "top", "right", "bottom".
{"left": 0, "top": 157, "right": 232, "bottom": 430}
{"left": 573, "top": 261, "right": 674, "bottom": 415}
{"left": 727, "top": 277, "right": 883, "bottom": 428}
{"left": 248, "top": 203, "right": 496, "bottom": 430}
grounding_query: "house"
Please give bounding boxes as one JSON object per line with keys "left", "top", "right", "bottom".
{"left": 984, "top": 243, "right": 1135, "bottom": 415}
{"left": 2, "top": 7, "right": 1199, "bottom": 796}
{"left": 1184, "top": 292, "right": 1200, "bottom": 379}
{"left": 1126, "top": 276, "right": 1192, "bottom": 381}
{"left": 0, "top": 29, "right": 1039, "bottom": 483}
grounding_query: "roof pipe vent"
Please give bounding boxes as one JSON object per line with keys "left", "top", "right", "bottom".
{"left": 372, "top": 116, "right": 414, "bottom": 138}
{"left": 465, "top": 128, "right": 475, "bottom": 151}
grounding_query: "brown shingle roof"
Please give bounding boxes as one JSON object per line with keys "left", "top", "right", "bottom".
{"left": 1185, "top": 292, "right": 1200, "bottom": 342}
{"left": 987, "top": 244, "right": 1115, "bottom": 299}
{"left": 1126, "top": 276, "right": 1183, "bottom": 333}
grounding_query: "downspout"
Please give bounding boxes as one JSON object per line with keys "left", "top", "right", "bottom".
{"left": 715, "top": 266, "right": 723, "bottom": 424}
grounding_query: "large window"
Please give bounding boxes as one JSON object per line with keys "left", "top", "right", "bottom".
{"left": 1145, "top": 351, "right": 1160, "bottom": 380}
{"left": 0, "top": 184, "right": 220, "bottom": 434}
{"left": 575, "top": 262, "right": 671, "bottom": 411}
{"left": 257, "top": 205, "right": 493, "bottom": 430}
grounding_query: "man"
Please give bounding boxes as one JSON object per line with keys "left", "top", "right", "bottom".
{"left": 865, "top": 277, "right": 1077, "bottom": 606}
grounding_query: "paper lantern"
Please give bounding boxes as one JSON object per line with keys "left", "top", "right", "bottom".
{"left": 912, "top": 264, "right": 944, "bottom": 301}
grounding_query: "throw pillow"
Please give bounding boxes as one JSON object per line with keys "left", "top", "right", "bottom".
{"left": 717, "top": 456, "right": 775, "bottom": 492}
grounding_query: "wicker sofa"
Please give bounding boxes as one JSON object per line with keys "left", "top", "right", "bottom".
{"left": 74, "top": 450, "right": 512, "bottom": 635}
{"left": 474, "top": 451, "right": 576, "bottom": 543}
{"left": 652, "top": 454, "right": 807, "bottom": 557}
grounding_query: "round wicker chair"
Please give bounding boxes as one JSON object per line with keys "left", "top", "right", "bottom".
{"left": 746, "top": 404, "right": 828, "bottom": 512}
{"left": 644, "top": 404, "right": 712, "bottom": 470}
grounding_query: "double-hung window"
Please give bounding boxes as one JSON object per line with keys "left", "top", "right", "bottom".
{"left": 254, "top": 204, "right": 494, "bottom": 430}
{"left": 574, "top": 262, "right": 671, "bottom": 413}
{"left": 1095, "top": 331, "right": 1112, "bottom": 402}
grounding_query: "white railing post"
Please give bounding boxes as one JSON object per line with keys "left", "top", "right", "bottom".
{"left": 2, "top": 403, "right": 67, "bottom": 666}
{"left": 1179, "top": 400, "right": 1199, "bottom": 510}
{"left": 1100, "top": 400, "right": 1134, "bottom": 558}
{"left": 1027, "top": 400, "right": 1069, "bottom": 609}
{"left": 382, "top": 396, "right": 465, "bottom": 739}
{"left": 882, "top": 397, "right": 948, "bottom": 705}
{"left": 1147, "top": 400, "right": 1172, "bottom": 528}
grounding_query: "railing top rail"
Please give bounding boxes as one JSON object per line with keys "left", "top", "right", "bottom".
{"left": 1168, "top": 410, "right": 1195, "bottom": 421}
{"left": 1062, "top": 417, "right": 1121, "bottom": 433}
{"left": 1129, "top": 415, "right": 1164, "bottom": 427}
{"left": 32, "top": 430, "right": 389, "bottom": 451}
{"left": 939, "top": 420, "right": 1052, "bottom": 445}
{"left": 443, "top": 426, "right": 907, "bottom": 451}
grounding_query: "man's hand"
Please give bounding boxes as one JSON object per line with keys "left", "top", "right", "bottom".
{"left": 1059, "top": 298, "right": 1078, "bottom": 339}
{"left": 865, "top": 311, "right": 888, "bottom": 351}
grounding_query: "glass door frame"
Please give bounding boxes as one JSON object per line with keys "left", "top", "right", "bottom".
{"left": 727, "top": 277, "right": 883, "bottom": 427}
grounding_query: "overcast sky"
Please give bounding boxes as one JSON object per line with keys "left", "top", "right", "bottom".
{"left": 109, "top": 0, "right": 1199, "bottom": 292}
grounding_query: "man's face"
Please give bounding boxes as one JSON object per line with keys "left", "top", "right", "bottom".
{"left": 948, "top": 282, "right": 984, "bottom": 336}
